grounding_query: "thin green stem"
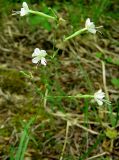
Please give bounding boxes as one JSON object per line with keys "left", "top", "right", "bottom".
{"left": 64, "top": 28, "right": 87, "bottom": 42}
{"left": 29, "top": 10, "right": 56, "bottom": 21}
{"left": 47, "top": 95, "right": 94, "bottom": 99}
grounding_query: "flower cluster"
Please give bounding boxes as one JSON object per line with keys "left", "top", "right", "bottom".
{"left": 14, "top": 2, "right": 99, "bottom": 67}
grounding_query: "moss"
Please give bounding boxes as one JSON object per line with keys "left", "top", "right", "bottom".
{"left": 0, "top": 127, "right": 12, "bottom": 137}
{"left": 0, "top": 69, "right": 27, "bottom": 94}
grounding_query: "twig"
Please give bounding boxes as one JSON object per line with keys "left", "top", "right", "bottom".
{"left": 60, "top": 121, "right": 70, "bottom": 160}
{"left": 75, "top": 123, "right": 99, "bottom": 135}
{"left": 86, "top": 152, "right": 108, "bottom": 160}
{"left": 101, "top": 61, "right": 109, "bottom": 100}
{"left": 78, "top": 120, "right": 109, "bottom": 126}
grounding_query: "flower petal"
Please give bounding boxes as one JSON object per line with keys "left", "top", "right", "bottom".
{"left": 32, "top": 57, "right": 40, "bottom": 64}
{"left": 96, "top": 89, "right": 105, "bottom": 98}
{"left": 85, "top": 18, "right": 90, "bottom": 28}
{"left": 40, "top": 50, "right": 47, "bottom": 57}
{"left": 96, "top": 99, "right": 103, "bottom": 106}
{"left": 88, "top": 28, "right": 96, "bottom": 34}
{"left": 22, "top": 2, "right": 29, "bottom": 11}
{"left": 32, "top": 48, "right": 40, "bottom": 57}
{"left": 41, "top": 57, "right": 47, "bottom": 66}
{"left": 20, "top": 8, "right": 26, "bottom": 16}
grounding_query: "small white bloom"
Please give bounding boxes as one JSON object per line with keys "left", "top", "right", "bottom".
{"left": 85, "top": 18, "right": 96, "bottom": 34}
{"left": 20, "top": 2, "right": 29, "bottom": 16}
{"left": 94, "top": 89, "right": 105, "bottom": 106}
{"left": 94, "top": 89, "right": 111, "bottom": 106}
{"left": 32, "top": 48, "right": 47, "bottom": 66}
{"left": 13, "top": 2, "right": 29, "bottom": 16}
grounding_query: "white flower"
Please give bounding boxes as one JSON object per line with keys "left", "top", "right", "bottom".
{"left": 94, "top": 89, "right": 111, "bottom": 106}
{"left": 20, "top": 2, "right": 29, "bottom": 16}
{"left": 94, "top": 89, "right": 105, "bottom": 106}
{"left": 85, "top": 18, "right": 96, "bottom": 34}
{"left": 13, "top": 2, "right": 29, "bottom": 16}
{"left": 32, "top": 48, "right": 47, "bottom": 66}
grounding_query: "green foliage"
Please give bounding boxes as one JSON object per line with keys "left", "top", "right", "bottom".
{"left": 28, "top": 15, "right": 52, "bottom": 31}
{"left": 105, "top": 128, "right": 118, "bottom": 139}
{"left": 28, "top": 2, "right": 55, "bottom": 31}
{"left": 96, "top": 52, "right": 103, "bottom": 58}
{"left": 92, "top": 0, "right": 111, "bottom": 22}
{"left": 79, "top": 134, "right": 105, "bottom": 160}
{"left": 95, "top": 53, "right": 119, "bottom": 66}
{"left": 14, "top": 118, "right": 35, "bottom": 160}
{"left": 107, "top": 103, "right": 117, "bottom": 127}
{"left": 111, "top": 78, "right": 119, "bottom": 88}
{"left": 63, "top": 0, "right": 113, "bottom": 29}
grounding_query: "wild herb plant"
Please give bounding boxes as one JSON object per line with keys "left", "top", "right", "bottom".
{"left": 11, "top": 2, "right": 118, "bottom": 160}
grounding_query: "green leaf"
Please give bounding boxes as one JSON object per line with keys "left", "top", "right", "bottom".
{"left": 29, "top": 15, "right": 52, "bottom": 31}
{"left": 111, "top": 78, "right": 119, "bottom": 88}
{"left": 106, "top": 57, "right": 113, "bottom": 63}
{"left": 96, "top": 52, "right": 103, "bottom": 58}
{"left": 114, "top": 59, "right": 119, "bottom": 66}
{"left": 105, "top": 128, "right": 118, "bottom": 139}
